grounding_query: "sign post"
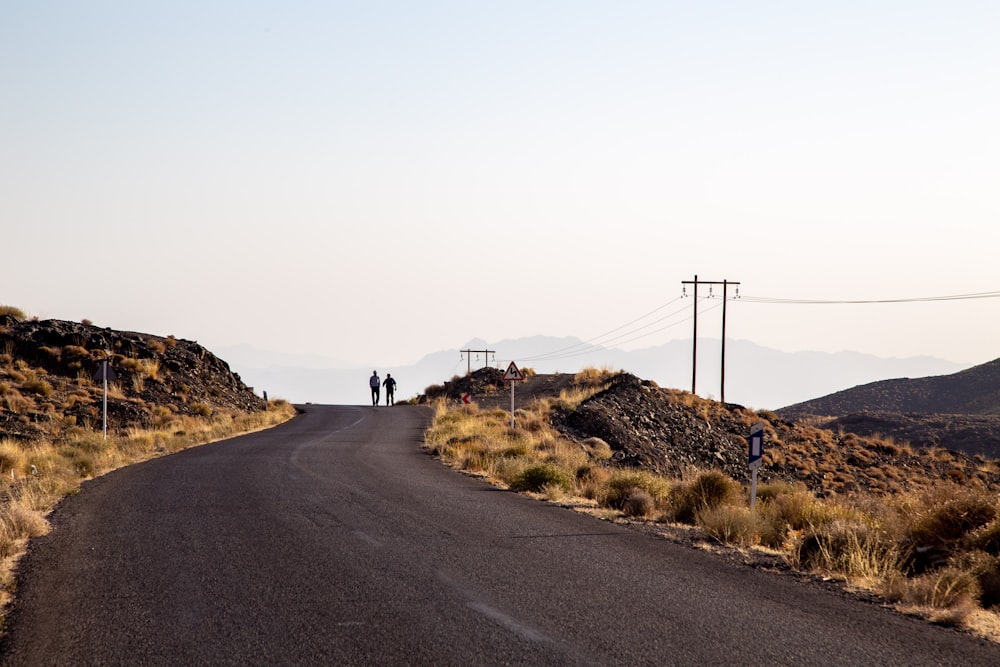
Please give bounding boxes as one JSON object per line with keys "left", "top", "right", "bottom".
{"left": 92, "top": 358, "right": 117, "bottom": 440}
{"left": 502, "top": 362, "right": 524, "bottom": 428}
{"left": 748, "top": 423, "right": 765, "bottom": 509}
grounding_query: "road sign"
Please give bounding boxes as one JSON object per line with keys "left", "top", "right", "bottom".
{"left": 748, "top": 423, "right": 764, "bottom": 469}
{"left": 460, "top": 393, "right": 472, "bottom": 405}
{"left": 748, "top": 422, "right": 765, "bottom": 510}
{"left": 92, "top": 359, "right": 117, "bottom": 383}
{"left": 502, "top": 362, "right": 523, "bottom": 382}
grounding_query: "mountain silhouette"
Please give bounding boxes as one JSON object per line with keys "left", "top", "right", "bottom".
{"left": 219, "top": 336, "right": 966, "bottom": 411}
{"left": 779, "top": 358, "right": 1000, "bottom": 417}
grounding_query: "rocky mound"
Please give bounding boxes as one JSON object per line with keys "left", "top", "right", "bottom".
{"left": 0, "top": 315, "right": 265, "bottom": 441}
{"left": 551, "top": 373, "right": 755, "bottom": 482}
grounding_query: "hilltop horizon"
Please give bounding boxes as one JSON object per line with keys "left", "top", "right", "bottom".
{"left": 218, "top": 334, "right": 970, "bottom": 410}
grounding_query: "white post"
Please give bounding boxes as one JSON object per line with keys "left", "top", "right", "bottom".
{"left": 750, "top": 467, "right": 758, "bottom": 510}
{"left": 510, "top": 380, "right": 515, "bottom": 429}
{"left": 102, "top": 359, "right": 108, "bottom": 440}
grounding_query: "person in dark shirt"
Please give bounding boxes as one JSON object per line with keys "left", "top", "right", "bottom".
{"left": 383, "top": 373, "right": 397, "bottom": 406}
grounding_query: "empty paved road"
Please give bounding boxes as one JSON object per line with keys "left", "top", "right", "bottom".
{"left": 3, "top": 405, "right": 999, "bottom": 665}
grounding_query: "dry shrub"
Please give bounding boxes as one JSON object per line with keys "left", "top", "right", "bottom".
{"left": 0, "top": 306, "right": 26, "bottom": 320}
{"left": 119, "top": 357, "right": 142, "bottom": 372}
{"left": 491, "top": 456, "right": 527, "bottom": 487}
{"left": 576, "top": 464, "right": 611, "bottom": 500}
{"left": 947, "top": 551, "right": 1000, "bottom": 611}
{"left": 59, "top": 446, "right": 96, "bottom": 477}
{"left": 700, "top": 505, "right": 763, "bottom": 547}
{"left": 0, "top": 440, "right": 26, "bottom": 475}
{"left": 884, "top": 566, "right": 981, "bottom": 623}
{"left": 901, "top": 486, "right": 998, "bottom": 573}
{"left": 21, "top": 377, "right": 53, "bottom": 398}
{"left": 541, "top": 483, "right": 568, "bottom": 502}
{"left": 543, "top": 441, "right": 588, "bottom": 473}
{"left": 754, "top": 482, "right": 844, "bottom": 549}
{"left": 582, "top": 437, "right": 612, "bottom": 461}
{"left": 500, "top": 439, "right": 531, "bottom": 459}
{"left": 574, "top": 367, "right": 615, "bottom": 388}
{"left": 0, "top": 390, "right": 32, "bottom": 413}
{"left": 668, "top": 470, "right": 741, "bottom": 525}
{"left": 968, "top": 519, "right": 1000, "bottom": 557}
{"left": 61, "top": 345, "right": 90, "bottom": 359}
{"left": 190, "top": 402, "right": 213, "bottom": 418}
{"left": 600, "top": 470, "right": 670, "bottom": 511}
{"left": 0, "top": 503, "right": 49, "bottom": 557}
{"left": 792, "top": 519, "right": 903, "bottom": 580}
{"left": 622, "top": 489, "right": 656, "bottom": 517}
{"left": 63, "top": 428, "right": 104, "bottom": 453}
{"left": 978, "top": 560, "right": 1000, "bottom": 610}
{"left": 140, "top": 359, "right": 160, "bottom": 380}
{"left": 510, "top": 463, "right": 573, "bottom": 493}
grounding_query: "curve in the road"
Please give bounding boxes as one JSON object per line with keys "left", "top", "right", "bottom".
{"left": 2, "top": 405, "right": 999, "bottom": 666}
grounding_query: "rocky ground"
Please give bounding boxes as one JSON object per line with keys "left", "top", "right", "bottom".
{"left": 778, "top": 358, "right": 1000, "bottom": 459}
{"left": 816, "top": 412, "right": 1000, "bottom": 460}
{"left": 0, "top": 315, "right": 265, "bottom": 441}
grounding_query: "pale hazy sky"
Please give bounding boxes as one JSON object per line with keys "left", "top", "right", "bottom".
{"left": 4, "top": 2, "right": 999, "bottom": 370}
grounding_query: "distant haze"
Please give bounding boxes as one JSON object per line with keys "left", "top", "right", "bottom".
{"left": 220, "top": 337, "right": 968, "bottom": 411}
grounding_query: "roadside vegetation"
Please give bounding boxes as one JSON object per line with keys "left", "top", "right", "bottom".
{"left": 0, "top": 306, "right": 297, "bottom": 620}
{"left": 424, "top": 368, "right": 1000, "bottom": 642}
{"left": 0, "top": 401, "right": 296, "bottom": 614}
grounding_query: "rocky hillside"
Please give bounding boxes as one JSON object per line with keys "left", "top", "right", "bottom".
{"left": 780, "top": 357, "right": 1000, "bottom": 416}
{"left": 419, "top": 368, "right": 1000, "bottom": 497}
{"left": 777, "top": 357, "right": 1000, "bottom": 458}
{"left": 0, "top": 314, "right": 265, "bottom": 442}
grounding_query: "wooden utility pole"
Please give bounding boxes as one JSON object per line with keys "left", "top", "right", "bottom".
{"left": 681, "top": 276, "right": 740, "bottom": 402}
{"left": 461, "top": 349, "right": 495, "bottom": 375}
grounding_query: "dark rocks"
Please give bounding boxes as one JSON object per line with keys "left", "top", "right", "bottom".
{"left": 0, "top": 318, "right": 266, "bottom": 437}
{"left": 552, "top": 373, "right": 759, "bottom": 483}
{"left": 778, "top": 357, "right": 1000, "bottom": 459}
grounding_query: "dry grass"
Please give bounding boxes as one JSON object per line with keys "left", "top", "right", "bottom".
{"left": 0, "top": 399, "right": 296, "bottom": 618}
{"left": 423, "top": 370, "right": 1000, "bottom": 642}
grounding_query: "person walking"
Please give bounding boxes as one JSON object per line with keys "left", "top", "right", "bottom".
{"left": 369, "top": 371, "right": 381, "bottom": 406}
{"left": 383, "top": 373, "right": 397, "bottom": 406}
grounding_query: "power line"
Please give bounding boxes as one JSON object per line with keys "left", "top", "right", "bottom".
{"left": 519, "top": 296, "right": 688, "bottom": 362}
{"left": 739, "top": 290, "right": 1000, "bottom": 305}
{"left": 522, "top": 302, "right": 724, "bottom": 363}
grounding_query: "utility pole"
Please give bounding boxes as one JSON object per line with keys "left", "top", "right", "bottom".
{"left": 461, "top": 349, "right": 496, "bottom": 375}
{"left": 681, "top": 276, "right": 740, "bottom": 402}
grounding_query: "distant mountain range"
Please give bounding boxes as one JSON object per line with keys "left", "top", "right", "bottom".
{"left": 218, "top": 336, "right": 968, "bottom": 410}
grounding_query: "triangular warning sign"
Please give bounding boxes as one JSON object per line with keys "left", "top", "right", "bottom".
{"left": 503, "top": 362, "right": 523, "bottom": 381}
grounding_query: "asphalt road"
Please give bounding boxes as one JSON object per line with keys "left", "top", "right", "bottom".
{"left": 3, "top": 405, "right": 1000, "bottom": 665}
